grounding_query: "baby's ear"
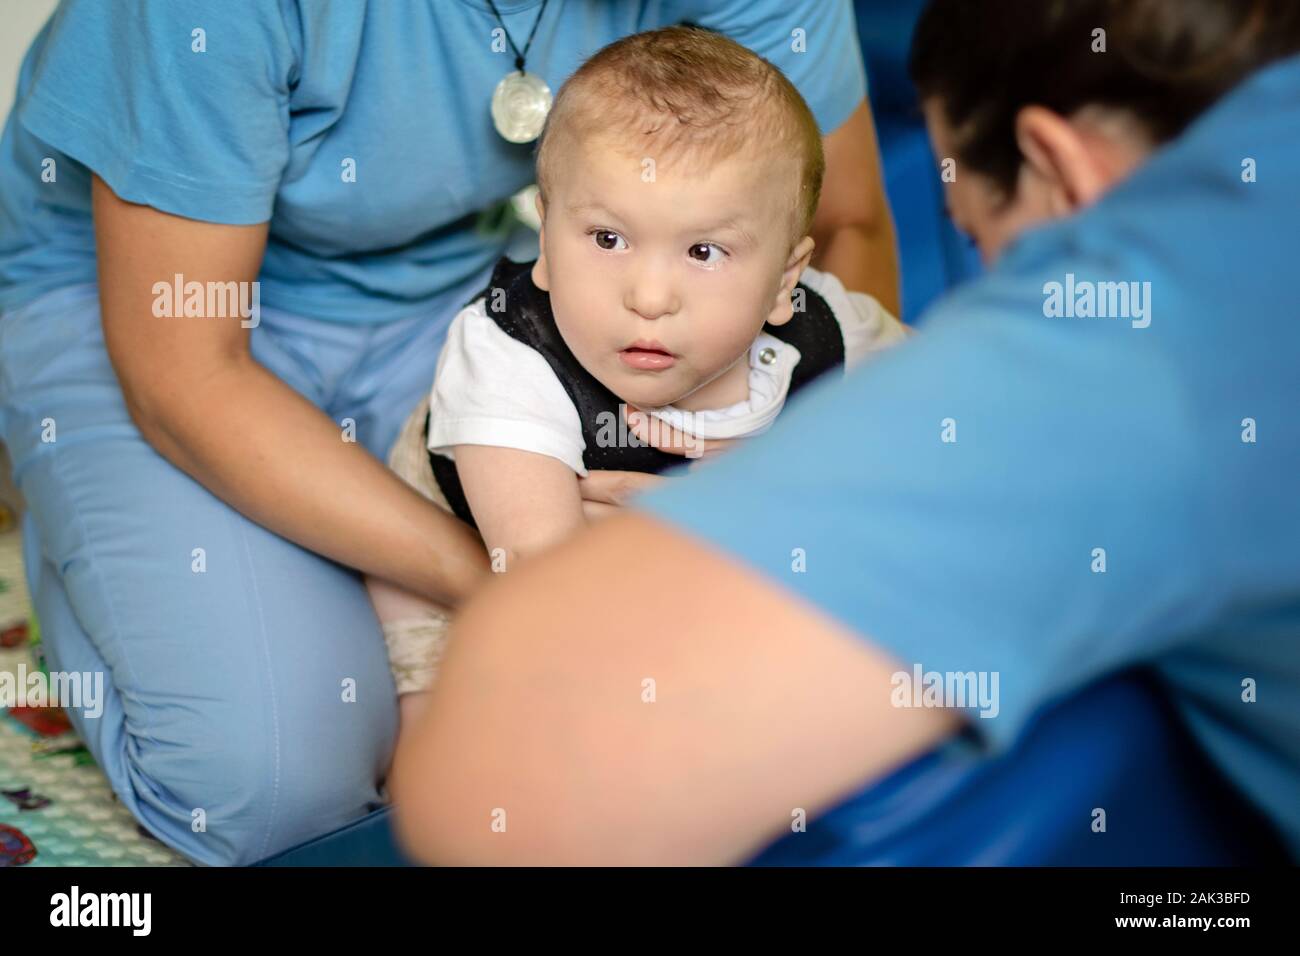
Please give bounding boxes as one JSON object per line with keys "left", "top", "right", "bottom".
{"left": 766, "top": 235, "right": 816, "bottom": 327}
{"left": 531, "top": 192, "right": 551, "bottom": 291}
{"left": 531, "top": 255, "right": 550, "bottom": 292}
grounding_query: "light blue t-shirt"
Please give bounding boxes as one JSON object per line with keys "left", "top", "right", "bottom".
{"left": 0, "top": 0, "right": 865, "bottom": 323}
{"left": 639, "top": 53, "right": 1300, "bottom": 857}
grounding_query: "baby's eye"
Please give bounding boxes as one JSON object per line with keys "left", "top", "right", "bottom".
{"left": 591, "top": 229, "right": 627, "bottom": 251}
{"left": 688, "top": 242, "right": 726, "bottom": 265}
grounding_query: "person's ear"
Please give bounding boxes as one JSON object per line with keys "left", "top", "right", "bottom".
{"left": 766, "top": 235, "right": 816, "bottom": 327}
{"left": 531, "top": 191, "right": 550, "bottom": 292}
{"left": 1014, "top": 105, "right": 1111, "bottom": 217}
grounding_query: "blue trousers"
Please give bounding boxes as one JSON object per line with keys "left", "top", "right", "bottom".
{"left": 0, "top": 272, "right": 491, "bottom": 865}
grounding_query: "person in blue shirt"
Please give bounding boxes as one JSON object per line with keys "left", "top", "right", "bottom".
{"left": 0, "top": 0, "right": 898, "bottom": 865}
{"left": 391, "top": 0, "right": 1300, "bottom": 864}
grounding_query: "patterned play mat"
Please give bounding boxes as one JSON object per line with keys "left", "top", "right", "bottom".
{"left": 0, "top": 512, "right": 190, "bottom": 866}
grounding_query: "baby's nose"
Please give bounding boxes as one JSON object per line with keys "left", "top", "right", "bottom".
{"left": 625, "top": 273, "right": 679, "bottom": 320}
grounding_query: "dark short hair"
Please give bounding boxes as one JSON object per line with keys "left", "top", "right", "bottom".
{"left": 909, "top": 0, "right": 1300, "bottom": 200}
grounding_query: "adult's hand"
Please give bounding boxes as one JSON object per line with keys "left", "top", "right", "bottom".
{"left": 93, "top": 176, "right": 489, "bottom": 605}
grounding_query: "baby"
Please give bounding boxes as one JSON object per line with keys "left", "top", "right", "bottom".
{"left": 368, "top": 25, "right": 907, "bottom": 726}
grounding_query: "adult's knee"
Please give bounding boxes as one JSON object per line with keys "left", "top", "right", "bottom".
{"left": 129, "top": 689, "right": 395, "bottom": 866}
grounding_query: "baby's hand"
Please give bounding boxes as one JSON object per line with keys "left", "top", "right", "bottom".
{"left": 624, "top": 408, "right": 735, "bottom": 462}
{"left": 576, "top": 410, "right": 736, "bottom": 516}
{"left": 577, "top": 469, "right": 664, "bottom": 512}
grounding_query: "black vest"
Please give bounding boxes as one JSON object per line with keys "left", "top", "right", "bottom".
{"left": 428, "top": 257, "right": 845, "bottom": 529}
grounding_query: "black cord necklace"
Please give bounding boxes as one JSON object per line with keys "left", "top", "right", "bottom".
{"left": 486, "top": 0, "right": 553, "bottom": 143}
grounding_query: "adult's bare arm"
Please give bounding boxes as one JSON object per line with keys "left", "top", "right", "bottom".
{"left": 810, "top": 99, "right": 901, "bottom": 316}
{"left": 93, "top": 176, "right": 488, "bottom": 605}
{"left": 391, "top": 511, "right": 959, "bottom": 865}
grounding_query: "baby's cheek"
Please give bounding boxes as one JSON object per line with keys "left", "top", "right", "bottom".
{"left": 552, "top": 307, "right": 602, "bottom": 364}
{"left": 699, "top": 316, "right": 764, "bottom": 371}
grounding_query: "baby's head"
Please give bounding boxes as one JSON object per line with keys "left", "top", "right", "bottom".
{"left": 532, "top": 26, "right": 825, "bottom": 410}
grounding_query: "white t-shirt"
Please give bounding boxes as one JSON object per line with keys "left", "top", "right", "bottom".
{"left": 426, "top": 266, "right": 907, "bottom": 476}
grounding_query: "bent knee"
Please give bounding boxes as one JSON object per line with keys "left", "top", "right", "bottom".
{"left": 128, "top": 700, "right": 393, "bottom": 866}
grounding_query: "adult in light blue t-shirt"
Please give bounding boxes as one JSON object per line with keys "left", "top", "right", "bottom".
{"left": 391, "top": 1, "right": 1300, "bottom": 864}
{"left": 0, "top": 0, "right": 896, "bottom": 865}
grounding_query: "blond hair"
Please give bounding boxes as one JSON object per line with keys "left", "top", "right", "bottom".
{"left": 535, "top": 26, "right": 825, "bottom": 247}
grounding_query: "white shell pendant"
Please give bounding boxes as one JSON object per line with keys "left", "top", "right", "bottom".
{"left": 492, "top": 70, "right": 553, "bottom": 144}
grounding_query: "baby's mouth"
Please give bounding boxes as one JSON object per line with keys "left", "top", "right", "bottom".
{"left": 619, "top": 340, "right": 677, "bottom": 371}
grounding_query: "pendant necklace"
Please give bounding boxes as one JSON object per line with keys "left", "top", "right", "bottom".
{"left": 486, "top": 0, "right": 553, "bottom": 144}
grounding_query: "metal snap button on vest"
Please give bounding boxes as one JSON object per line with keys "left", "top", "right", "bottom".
{"left": 759, "top": 346, "right": 777, "bottom": 365}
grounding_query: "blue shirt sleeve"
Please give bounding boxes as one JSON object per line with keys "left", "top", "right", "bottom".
{"left": 634, "top": 266, "right": 1217, "bottom": 750}
{"left": 16, "top": 0, "right": 297, "bottom": 224}
{"left": 662, "top": 0, "right": 867, "bottom": 134}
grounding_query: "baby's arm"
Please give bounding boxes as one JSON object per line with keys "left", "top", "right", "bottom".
{"left": 375, "top": 446, "right": 582, "bottom": 737}
{"left": 453, "top": 444, "right": 586, "bottom": 570}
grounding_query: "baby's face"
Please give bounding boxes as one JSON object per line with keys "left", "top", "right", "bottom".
{"left": 533, "top": 134, "right": 813, "bottom": 410}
